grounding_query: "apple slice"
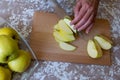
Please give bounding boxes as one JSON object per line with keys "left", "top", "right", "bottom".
{"left": 54, "top": 24, "right": 60, "bottom": 31}
{"left": 58, "top": 20, "right": 73, "bottom": 35}
{"left": 53, "top": 30, "right": 75, "bottom": 42}
{"left": 63, "top": 18, "right": 77, "bottom": 33}
{"left": 60, "top": 30, "right": 75, "bottom": 41}
{"left": 54, "top": 36, "right": 62, "bottom": 43}
{"left": 94, "top": 35, "right": 112, "bottom": 50}
{"left": 87, "top": 40, "right": 103, "bottom": 58}
{"left": 97, "top": 35, "right": 113, "bottom": 44}
{"left": 59, "top": 42, "right": 76, "bottom": 51}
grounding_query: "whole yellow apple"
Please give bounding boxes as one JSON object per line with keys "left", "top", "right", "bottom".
{"left": 0, "top": 35, "right": 19, "bottom": 63}
{"left": 8, "top": 50, "right": 31, "bottom": 73}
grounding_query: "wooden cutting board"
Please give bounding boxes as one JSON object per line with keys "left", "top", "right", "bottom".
{"left": 29, "top": 12, "right": 112, "bottom": 65}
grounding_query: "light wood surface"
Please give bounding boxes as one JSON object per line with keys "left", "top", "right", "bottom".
{"left": 29, "top": 12, "right": 112, "bottom": 65}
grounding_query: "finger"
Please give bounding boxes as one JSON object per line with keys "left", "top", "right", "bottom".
{"left": 85, "top": 23, "right": 94, "bottom": 34}
{"left": 77, "top": 13, "right": 94, "bottom": 31}
{"left": 74, "top": 7, "right": 93, "bottom": 30}
{"left": 71, "top": 3, "right": 89, "bottom": 25}
{"left": 74, "top": 1, "right": 82, "bottom": 17}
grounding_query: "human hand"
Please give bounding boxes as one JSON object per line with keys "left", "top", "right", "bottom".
{"left": 71, "top": 0, "right": 100, "bottom": 34}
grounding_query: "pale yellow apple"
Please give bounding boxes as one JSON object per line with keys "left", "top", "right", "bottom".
{"left": 8, "top": 50, "right": 31, "bottom": 73}
{"left": 59, "top": 42, "right": 76, "bottom": 51}
{"left": 0, "top": 35, "right": 19, "bottom": 63}
{"left": 0, "top": 66, "right": 12, "bottom": 80}
{"left": 94, "top": 35, "right": 112, "bottom": 50}
{"left": 87, "top": 40, "right": 103, "bottom": 58}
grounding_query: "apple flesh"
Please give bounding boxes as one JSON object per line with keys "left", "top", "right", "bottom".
{"left": 0, "top": 27, "right": 19, "bottom": 42}
{"left": 87, "top": 40, "right": 103, "bottom": 58}
{"left": 59, "top": 42, "right": 76, "bottom": 51}
{"left": 8, "top": 50, "right": 31, "bottom": 73}
{"left": 0, "top": 66, "right": 11, "bottom": 80}
{"left": 58, "top": 20, "right": 73, "bottom": 35}
{"left": 63, "top": 18, "right": 77, "bottom": 33}
{"left": 53, "top": 30, "right": 75, "bottom": 42}
{"left": 54, "top": 24, "right": 60, "bottom": 31}
{"left": 0, "top": 35, "right": 19, "bottom": 63}
{"left": 94, "top": 35, "right": 112, "bottom": 50}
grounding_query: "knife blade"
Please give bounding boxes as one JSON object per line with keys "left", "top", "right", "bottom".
{"left": 47, "top": 0, "right": 84, "bottom": 37}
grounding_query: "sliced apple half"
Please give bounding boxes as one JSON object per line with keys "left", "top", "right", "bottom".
{"left": 63, "top": 18, "right": 77, "bottom": 33}
{"left": 87, "top": 40, "right": 103, "bottom": 58}
{"left": 94, "top": 35, "right": 112, "bottom": 50}
{"left": 97, "top": 35, "right": 113, "bottom": 44}
{"left": 58, "top": 20, "right": 73, "bottom": 35}
{"left": 59, "top": 42, "right": 76, "bottom": 51}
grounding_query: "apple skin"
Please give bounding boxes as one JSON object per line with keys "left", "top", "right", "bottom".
{"left": 0, "top": 35, "right": 19, "bottom": 63}
{"left": 8, "top": 50, "right": 31, "bottom": 73}
{"left": 0, "top": 27, "right": 19, "bottom": 42}
{"left": 0, "top": 66, "right": 12, "bottom": 80}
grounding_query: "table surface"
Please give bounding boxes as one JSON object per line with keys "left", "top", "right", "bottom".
{"left": 0, "top": 0, "right": 120, "bottom": 80}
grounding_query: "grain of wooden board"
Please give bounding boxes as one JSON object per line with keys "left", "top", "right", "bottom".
{"left": 29, "top": 12, "right": 112, "bottom": 65}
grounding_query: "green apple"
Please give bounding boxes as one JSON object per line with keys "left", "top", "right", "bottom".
{"left": 8, "top": 50, "right": 31, "bottom": 73}
{"left": 87, "top": 40, "right": 103, "bottom": 58}
{"left": 59, "top": 42, "right": 76, "bottom": 51}
{"left": 58, "top": 20, "right": 73, "bottom": 35}
{"left": 0, "top": 27, "right": 19, "bottom": 42}
{"left": 94, "top": 35, "right": 112, "bottom": 50}
{"left": 0, "top": 66, "right": 12, "bottom": 80}
{"left": 0, "top": 35, "right": 19, "bottom": 63}
{"left": 63, "top": 17, "right": 77, "bottom": 33}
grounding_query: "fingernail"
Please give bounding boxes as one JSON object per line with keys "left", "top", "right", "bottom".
{"left": 85, "top": 31, "right": 89, "bottom": 34}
